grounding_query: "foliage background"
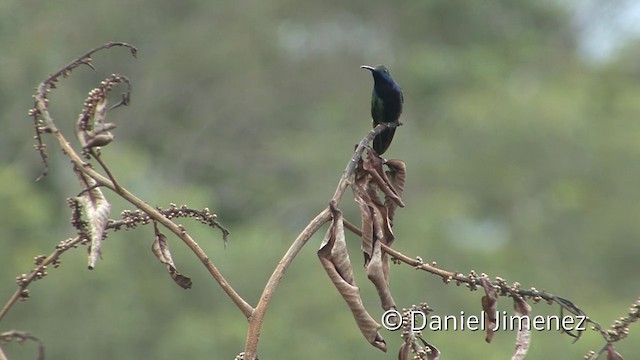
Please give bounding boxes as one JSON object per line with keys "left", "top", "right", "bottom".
{"left": 1, "top": 0, "right": 640, "bottom": 359}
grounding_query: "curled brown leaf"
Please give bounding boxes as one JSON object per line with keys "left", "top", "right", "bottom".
{"left": 362, "top": 149, "right": 404, "bottom": 208}
{"left": 152, "top": 223, "right": 192, "bottom": 289}
{"left": 480, "top": 277, "right": 498, "bottom": 343}
{"left": 317, "top": 203, "right": 387, "bottom": 352}
{"left": 76, "top": 174, "right": 111, "bottom": 270}
{"left": 511, "top": 297, "right": 531, "bottom": 360}
{"left": 353, "top": 154, "right": 395, "bottom": 265}
{"left": 366, "top": 235, "right": 396, "bottom": 310}
{"left": 384, "top": 159, "right": 407, "bottom": 222}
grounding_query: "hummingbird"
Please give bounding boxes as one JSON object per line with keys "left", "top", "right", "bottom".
{"left": 361, "top": 64, "right": 404, "bottom": 155}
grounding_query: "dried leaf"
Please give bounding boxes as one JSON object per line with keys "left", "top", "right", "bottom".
{"left": 84, "top": 132, "right": 114, "bottom": 148}
{"left": 353, "top": 160, "right": 375, "bottom": 264}
{"left": 352, "top": 152, "right": 398, "bottom": 310}
{"left": 363, "top": 149, "right": 404, "bottom": 207}
{"left": 77, "top": 175, "right": 111, "bottom": 270}
{"left": 76, "top": 87, "right": 120, "bottom": 149}
{"left": 318, "top": 203, "right": 386, "bottom": 352}
{"left": 366, "top": 233, "right": 396, "bottom": 310}
{"left": 93, "top": 97, "right": 108, "bottom": 130}
{"left": 384, "top": 159, "right": 407, "bottom": 222}
{"left": 352, "top": 155, "right": 395, "bottom": 265}
{"left": 511, "top": 297, "right": 531, "bottom": 360}
{"left": 606, "top": 343, "right": 624, "bottom": 360}
{"left": 152, "top": 223, "right": 192, "bottom": 289}
{"left": 397, "top": 342, "right": 410, "bottom": 360}
{"left": 480, "top": 278, "right": 498, "bottom": 343}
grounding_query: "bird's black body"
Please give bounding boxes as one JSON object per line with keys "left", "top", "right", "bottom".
{"left": 361, "top": 64, "right": 403, "bottom": 155}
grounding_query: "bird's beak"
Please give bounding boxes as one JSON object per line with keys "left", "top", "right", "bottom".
{"left": 360, "top": 65, "right": 375, "bottom": 71}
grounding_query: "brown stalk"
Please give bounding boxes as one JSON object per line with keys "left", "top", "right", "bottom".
{"left": 0, "top": 237, "right": 84, "bottom": 322}
{"left": 30, "top": 43, "right": 253, "bottom": 318}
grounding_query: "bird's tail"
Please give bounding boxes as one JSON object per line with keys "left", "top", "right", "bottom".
{"left": 373, "top": 127, "right": 396, "bottom": 155}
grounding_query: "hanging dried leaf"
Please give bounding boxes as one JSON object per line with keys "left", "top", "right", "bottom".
{"left": 352, "top": 151, "right": 398, "bottom": 310}
{"left": 353, "top": 158, "right": 375, "bottom": 264}
{"left": 366, "top": 233, "right": 396, "bottom": 310}
{"left": 318, "top": 203, "right": 387, "bottom": 352}
{"left": 384, "top": 159, "right": 407, "bottom": 222}
{"left": 76, "top": 174, "right": 111, "bottom": 270}
{"left": 480, "top": 278, "right": 498, "bottom": 343}
{"left": 84, "top": 132, "right": 115, "bottom": 148}
{"left": 352, "top": 152, "right": 395, "bottom": 265}
{"left": 398, "top": 342, "right": 410, "bottom": 360}
{"left": 511, "top": 297, "right": 531, "bottom": 360}
{"left": 92, "top": 97, "right": 113, "bottom": 132}
{"left": 362, "top": 149, "right": 404, "bottom": 208}
{"left": 606, "top": 343, "right": 624, "bottom": 360}
{"left": 152, "top": 223, "right": 192, "bottom": 289}
{"left": 77, "top": 97, "right": 115, "bottom": 149}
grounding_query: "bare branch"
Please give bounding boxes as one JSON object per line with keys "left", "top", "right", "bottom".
{"left": 26, "top": 43, "right": 252, "bottom": 317}
{"left": 29, "top": 42, "right": 136, "bottom": 181}
{"left": 0, "top": 237, "right": 83, "bottom": 322}
{"left": 0, "top": 330, "right": 45, "bottom": 360}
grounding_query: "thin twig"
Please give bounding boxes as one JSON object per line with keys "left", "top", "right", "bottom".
{"left": 89, "top": 149, "right": 120, "bottom": 190}
{"left": 0, "top": 237, "right": 83, "bottom": 322}
{"left": 40, "top": 42, "right": 136, "bottom": 94}
{"left": 49, "top": 125, "right": 254, "bottom": 317}
{"left": 379, "top": 241, "right": 601, "bottom": 344}
{"left": 30, "top": 42, "right": 136, "bottom": 181}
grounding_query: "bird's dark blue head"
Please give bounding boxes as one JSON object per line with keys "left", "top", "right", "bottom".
{"left": 361, "top": 64, "right": 398, "bottom": 92}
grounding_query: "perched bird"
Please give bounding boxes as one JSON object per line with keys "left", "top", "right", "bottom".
{"left": 361, "top": 64, "right": 404, "bottom": 155}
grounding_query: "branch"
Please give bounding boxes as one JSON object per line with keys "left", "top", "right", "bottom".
{"left": 0, "top": 203, "right": 232, "bottom": 322}
{"left": 30, "top": 42, "right": 137, "bottom": 181}
{"left": 28, "top": 43, "right": 253, "bottom": 317}
{"left": 0, "top": 237, "right": 82, "bottom": 322}
{"left": 242, "top": 123, "right": 394, "bottom": 360}
{"left": 57, "top": 129, "right": 253, "bottom": 316}
{"left": 586, "top": 298, "right": 640, "bottom": 359}
{"left": 0, "top": 330, "right": 44, "bottom": 360}
{"left": 379, "top": 243, "right": 590, "bottom": 320}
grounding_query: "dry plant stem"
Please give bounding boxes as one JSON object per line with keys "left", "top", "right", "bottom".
{"left": 243, "top": 124, "right": 392, "bottom": 360}
{"left": 586, "top": 343, "right": 610, "bottom": 360}
{"left": 33, "top": 42, "right": 136, "bottom": 181}
{"left": 0, "top": 236, "right": 83, "bottom": 322}
{"left": 89, "top": 148, "right": 120, "bottom": 191}
{"left": 379, "top": 243, "right": 467, "bottom": 281}
{"left": 33, "top": 98, "right": 254, "bottom": 318}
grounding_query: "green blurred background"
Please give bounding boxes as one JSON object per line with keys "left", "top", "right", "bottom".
{"left": 1, "top": 0, "right": 640, "bottom": 359}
